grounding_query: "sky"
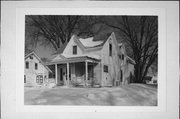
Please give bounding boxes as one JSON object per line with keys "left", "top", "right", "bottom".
{"left": 31, "top": 43, "right": 55, "bottom": 59}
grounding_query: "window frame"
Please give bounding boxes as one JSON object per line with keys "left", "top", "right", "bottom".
{"left": 25, "top": 61, "right": 29, "bottom": 69}
{"left": 103, "top": 65, "right": 108, "bottom": 73}
{"left": 24, "top": 75, "right": 26, "bottom": 83}
{"left": 109, "top": 43, "right": 112, "bottom": 56}
{"left": 122, "top": 54, "right": 124, "bottom": 60}
{"left": 120, "top": 70, "right": 123, "bottom": 82}
{"left": 73, "top": 45, "right": 77, "bottom": 55}
{"left": 29, "top": 55, "right": 33, "bottom": 59}
{"left": 35, "top": 63, "right": 38, "bottom": 70}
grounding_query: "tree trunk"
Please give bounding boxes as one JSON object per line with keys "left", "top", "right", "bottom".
{"left": 134, "top": 64, "right": 144, "bottom": 83}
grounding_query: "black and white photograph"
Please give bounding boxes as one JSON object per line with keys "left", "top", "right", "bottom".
{"left": 1, "top": 1, "right": 179, "bottom": 119}
{"left": 24, "top": 15, "right": 158, "bottom": 106}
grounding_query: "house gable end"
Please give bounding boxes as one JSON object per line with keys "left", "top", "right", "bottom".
{"left": 25, "top": 52, "right": 52, "bottom": 72}
{"left": 62, "top": 35, "right": 84, "bottom": 55}
{"left": 101, "top": 32, "right": 120, "bottom": 56}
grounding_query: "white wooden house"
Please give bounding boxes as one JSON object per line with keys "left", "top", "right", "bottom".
{"left": 47, "top": 32, "right": 135, "bottom": 87}
{"left": 24, "top": 50, "right": 52, "bottom": 87}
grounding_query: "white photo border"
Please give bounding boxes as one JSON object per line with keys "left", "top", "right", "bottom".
{"left": 1, "top": 1, "right": 179, "bottom": 119}
{"left": 16, "top": 7, "right": 166, "bottom": 113}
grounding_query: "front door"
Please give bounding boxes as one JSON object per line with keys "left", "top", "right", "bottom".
{"left": 59, "top": 68, "right": 63, "bottom": 85}
{"left": 60, "top": 68, "right": 63, "bottom": 81}
{"left": 63, "top": 67, "right": 71, "bottom": 86}
{"left": 63, "top": 68, "right": 68, "bottom": 85}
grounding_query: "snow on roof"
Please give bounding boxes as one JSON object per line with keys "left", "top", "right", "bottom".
{"left": 78, "top": 37, "right": 104, "bottom": 48}
{"left": 118, "top": 43, "right": 123, "bottom": 47}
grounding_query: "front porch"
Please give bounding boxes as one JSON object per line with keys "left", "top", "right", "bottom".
{"left": 47, "top": 56, "right": 101, "bottom": 87}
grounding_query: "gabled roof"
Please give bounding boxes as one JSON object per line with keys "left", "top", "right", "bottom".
{"left": 53, "top": 32, "right": 113, "bottom": 55}
{"left": 52, "top": 41, "right": 68, "bottom": 55}
{"left": 25, "top": 49, "right": 33, "bottom": 57}
{"left": 76, "top": 32, "right": 112, "bottom": 49}
{"left": 25, "top": 50, "right": 52, "bottom": 72}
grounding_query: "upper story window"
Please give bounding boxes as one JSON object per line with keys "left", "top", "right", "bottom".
{"left": 73, "top": 45, "right": 77, "bottom": 55}
{"left": 25, "top": 61, "right": 29, "bottom": 69}
{"left": 29, "top": 55, "right": 33, "bottom": 59}
{"left": 24, "top": 75, "right": 26, "bottom": 83}
{"left": 109, "top": 43, "right": 112, "bottom": 56}
{"left": 104, "top": 65, "right": 108, "bottom": 73}
{"left": 119, "top": 55, "right": 121, "bottom": 59}
{"left": 35, "top": 63, "right": 38, "bottom": 70}
{"left": 122, "top": 54, "right": 124, "bottom": 60}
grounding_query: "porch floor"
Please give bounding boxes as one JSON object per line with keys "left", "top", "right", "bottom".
{"left": 24, "top": 83, "right": 157, "bottom": 106}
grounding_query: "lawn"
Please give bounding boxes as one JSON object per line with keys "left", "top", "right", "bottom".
{"left": 24, "top": 83, "right": 157, "bottom": 106}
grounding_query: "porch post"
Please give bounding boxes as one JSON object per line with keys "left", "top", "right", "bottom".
{"left": 85, "top": 61, "right": 88, "bottom": 87}
{"left": 55, "top": 64, "right": 57, "bottom": 85}
{"left": 92, "top": 63, "right": 94, "bottom": 87}
{"left": 43, "top": 66, "right": 44, "bottom": 85}
{"left": 67, "top": 63, "right": 70, "bottom": 86}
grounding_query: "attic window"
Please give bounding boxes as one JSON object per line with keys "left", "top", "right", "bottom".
{"left": 73, "top": 45, "right": 77, "bottom": 55}
{"left": 109, "top": 43, "right": 112, "bottom": 56}
{"left": 30, "top": 55, "right": 33, "bottom": 59}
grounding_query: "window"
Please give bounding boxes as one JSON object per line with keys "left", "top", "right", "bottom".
{"left": 25, "top": 61, "right": 29, "bottom": 69}
{"left": 35, "top": 63, "right": 38, "bottom": 70}
{"left": 153, "top": 80, "right": 157, "bottom": 84}
{"left": 36, "top": 75, "right": 43, "bottom": 84}
{"left": 30, "top": 55, "right": 33, "bottom": 59}
{"left": 109, "top": 43, "right": 112, "bottom": 56}
{"left": 73, "top": 45, "right": 77, "bottom": 55}
{"left": 40, "top": 76, "right": 43, "bottom": 83}
{"left": 104, "top": 65, "right": 108, "bottom": 73}
{"left": 119, "top": 55, "right": 121, "bottom": 59}
{"left": 120, "top": 70, "right": 123, "bottom": 82}
{"left": 24, "top": 75, "right": 26, "bottom": 83}
{"left": 36, "top": 76, "right": 39, "bottom": 83}
{"left": 122, "top": 54, "right": 124, "bottom": 60}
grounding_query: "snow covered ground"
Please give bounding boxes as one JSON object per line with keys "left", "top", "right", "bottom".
{"left": 24, "top": 84, "right": 157, "bottom": 106}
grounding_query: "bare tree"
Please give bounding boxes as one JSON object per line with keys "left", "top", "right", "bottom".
{"left": 25, "top": 15, "right": 98, "bottom": 51}
{"left": 25, "top": 15, "right": 158, "bottom": 83}
{"left": 102, "top": 16, "right": 158, "bottom": 83}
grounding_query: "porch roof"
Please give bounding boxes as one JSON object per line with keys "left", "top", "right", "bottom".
{"left": 46, "top": 56, "right": 101, "bottom": 65}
